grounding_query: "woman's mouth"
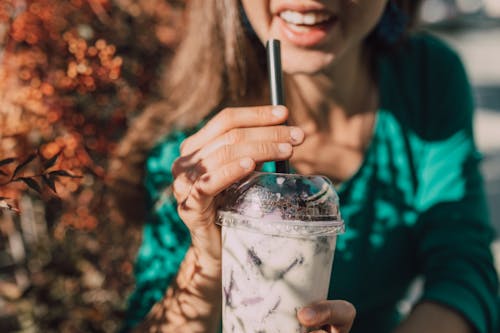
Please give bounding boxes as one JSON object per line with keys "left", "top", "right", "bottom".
{"left": 280, "top": 10, "right": 333, "bottom": 27}
{"left": 276, "top": 9, "right": 337, "bottom": 47}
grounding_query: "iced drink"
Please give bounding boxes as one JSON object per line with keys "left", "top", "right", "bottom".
{"left": 217, "top": 172, "right": 344, "bottom": 333}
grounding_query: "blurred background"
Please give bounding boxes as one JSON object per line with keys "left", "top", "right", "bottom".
{"left": 419, "top": 0, "right": 500, "bottom": 271}
{"left": 0, "top": 0, "right": 499, "bottom": 332}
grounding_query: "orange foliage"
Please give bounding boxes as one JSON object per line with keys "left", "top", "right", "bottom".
{"left": 0, "top": 1, "right": 185, "bottom": 331}
{"left": 0, "top": 0, "right": 185, "bottom": 230}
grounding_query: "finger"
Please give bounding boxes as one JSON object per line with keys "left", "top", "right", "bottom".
{"left": 180, "top": 105, "right": 288, "bottom": 155}
{"left": 173, "top": 141, "right": 291, "bottom": 200}
{"left": 185, "top": 158, "right": 256, "bottom": 211}
{"left": 196, "top": 126, "right": 304, "bottom": 159}
{"left": 197, "top": 142, "right": 292, "bottom": 172}
{"left": 298, "top": 300, "right": 356, "bottom": 332}
{"left": 171, "top": 152, "right": 198, "bottom": 179}
{"left": 172, "top": 139, "right": 288, "bottom": 205}
{"left": 172, "top": 169, "right": 196, "bottom": 204}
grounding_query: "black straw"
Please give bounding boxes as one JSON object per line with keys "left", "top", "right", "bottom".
{"left": 266, "top": 39, "right": 290, "bottom": 174}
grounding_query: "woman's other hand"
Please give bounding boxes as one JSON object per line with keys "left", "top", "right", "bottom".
{"left": 298, "top": 300, "right": 356, "bottom": 333}
{"left": 171, "top": 105, "right": 304, "bottom": 264}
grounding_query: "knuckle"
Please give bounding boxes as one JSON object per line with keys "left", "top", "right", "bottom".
{"left": 193, "top": 160, "right": 207, "bottom": 179}
{"left": 345, "top": 302, "right": 357, "bottom": 321}
{"left": 192, "top": 180, "right": 207, "bottom": 199}
{"left": 327, "top": 304, "right": 335, "bottom": 321}
{"left": 171, "top": 156, "right": 193, "bottom": 178}
{"left": 220, "top": 165, "right": 234, "bottom": 181}
{"left": 171, "top": 179, "right": 184, "bottom": 201}
{"left": 333, "top": 300, "right": 356, "bottom": 322}
{"left": 215, "top": 167, "right": 237, "bottom": 192}
{"left": 179, "top": 138, "right": 191, "bottom": 155}
{"left": 217, "top": 144, "right": 234, "bottom": 162}
{"left": 225, "top": 129, "right": 240, "bottom": 144}
{"left": 258, "top": 105, "right": 272, "bottom": 119}
{"left": 258, "top": 143, "right": 273, "bottom": 156}
{"left": 186, "top": 166, "right": 199, "bottom": 183}
{"left": 276, "top": 126, "right": 288, "bottom": 141}
{"left": 177, "top": 204, "right": 184, "bottom": 216}
{"left": 171, "top": 158, "right": 182, "bottom": 177}
{"left": 220, "top": 107, "right": 236, "bottom": 125}
{"left": 177, "top": 205, "right": 190, "bottom": 224}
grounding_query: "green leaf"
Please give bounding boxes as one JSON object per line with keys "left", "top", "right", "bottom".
{"left": 0, "top": 158, "right": 15, "bottom": 167}
{"left": 43, "top": 151, "right": 62, "bottom": 170}
{"left": 17, "top": 177, "right": 42, "bottom": 194}
{"left": 42, "top": 175, "right": 57, "bottom": 193}
{"left": 12, "top": 153, "right": 37, "bottom": 178}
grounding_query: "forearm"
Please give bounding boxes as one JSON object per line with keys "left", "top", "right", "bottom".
{"left": 393, "top": 301, "right": 474, "bottom": 333}
{"left": 132, "top": 246, "right": 222, "bottom": 333}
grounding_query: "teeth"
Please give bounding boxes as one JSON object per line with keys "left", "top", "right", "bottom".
{"left": 280, "top": 10, "right": 332, "bottom": 25}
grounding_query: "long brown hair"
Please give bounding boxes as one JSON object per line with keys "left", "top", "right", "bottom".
{"left": 111, "top": 0, "right": 421, "bottom": 221}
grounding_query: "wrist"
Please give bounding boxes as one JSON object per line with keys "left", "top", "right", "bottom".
{"left": 190, "top": 221, "right": 222, "bottom": 267}
{"left": 177, "top": 246, "right": 221, "bottom": 299}
{"left": 138, "top": 246, "right": 221, "bottom": 333}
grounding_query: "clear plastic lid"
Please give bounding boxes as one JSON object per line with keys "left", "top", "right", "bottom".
{"left": 216, "top": 172, "right": 344, "bottom": 237}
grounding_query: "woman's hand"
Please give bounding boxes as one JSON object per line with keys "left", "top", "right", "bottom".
{"left": 134, "top": 106, "right": 304, "bottom": 333}
{"left": 171, "top": 105, "right": 304, "bottom": 265}
{"left": 298, "top": 300, "right": 356, "bottom": 333}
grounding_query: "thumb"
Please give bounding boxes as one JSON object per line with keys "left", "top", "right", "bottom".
{"left": 298, "top": 300, "right": 356, "bottom": 333}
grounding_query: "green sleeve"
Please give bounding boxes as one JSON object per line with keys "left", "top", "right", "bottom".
{"left": 413, "top": 38, "right": 499, "bottom": 333}
{"left": 121, "top": 130, "right": 191, "bottom": 332}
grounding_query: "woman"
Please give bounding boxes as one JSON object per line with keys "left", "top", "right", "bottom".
{"left": 116, "top": 0, "right": 499, "bottom": 332}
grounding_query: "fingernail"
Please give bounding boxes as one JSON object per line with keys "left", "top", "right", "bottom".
{"left": 300, "top": 307, "right": 316, "bottom": 321}
{"left": 272, "top": 106, "right": 286, "bottom": 118}
{"left": 278, "top": 143, "right": 292, "bottom": 154}
{"left": 290, "top": 127, "right": 303, "bottom": 143}
{"left": 239, "top": 158, "right": 253, "bottom": 170}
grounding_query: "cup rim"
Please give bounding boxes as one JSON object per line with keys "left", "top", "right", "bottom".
{"left": 217, "top": 211, "right": 345, "bottom": 237}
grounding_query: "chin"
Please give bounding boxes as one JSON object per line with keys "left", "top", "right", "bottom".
{"left": 281, "top": 48, "right": 336, "bottom": 75}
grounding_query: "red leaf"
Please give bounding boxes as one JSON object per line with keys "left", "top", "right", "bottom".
{"left": 12, "top": 153, "right": 37, "bottom": 178}
{"left": 0, "top": 157, "right": 15, "bottom": 167}
{"left": 0, "top": 169, "right": 8, "bottom": 176}
{"left": 42, "top": 175, "right": 57, "bottom": 193}
{"left": 49, "top": 170, "right": 82, "bottom": 178}
{"left": 17, "top": 177, "right": 42, "bottom": 194}
{"left": 43, "top": 151, "right": 62, "bottom": 170}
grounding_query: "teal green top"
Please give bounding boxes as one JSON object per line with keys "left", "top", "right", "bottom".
{"left": 122, "top": 34, "right": 499, "bottom": 333}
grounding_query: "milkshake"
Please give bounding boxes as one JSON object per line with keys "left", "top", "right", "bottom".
{"left": 217, "top": 172, "right": 344, "bottom": 333}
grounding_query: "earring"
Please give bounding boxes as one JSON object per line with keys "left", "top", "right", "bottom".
{"left": 374, "top": 1, "right": 408, "bottom": 45}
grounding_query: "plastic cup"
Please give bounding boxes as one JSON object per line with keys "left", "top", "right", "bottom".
{"left": 216, "top": 172, "right": 344, "bottom": 333}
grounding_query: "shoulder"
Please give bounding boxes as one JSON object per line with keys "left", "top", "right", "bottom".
{"left": 408, "top": 32, "right": 473, "bottom": 113}
{"left": 388, "top": 32, "right": 464, "bottom": 73}
{"left": 382, "top": 32, "right": 469, "bottom": 94}
{"left": 380, "top": 32, "right": 473, "bottom": 139}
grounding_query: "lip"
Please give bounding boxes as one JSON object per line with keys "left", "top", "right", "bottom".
{"left": 273, "top": 1, "right": 334, "bottom": 15}
{"left": 276, "top": 15, "right": 336, "bottom": 48}
{"left": 272, "top": 2, "right": 337, "bottom": 48}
